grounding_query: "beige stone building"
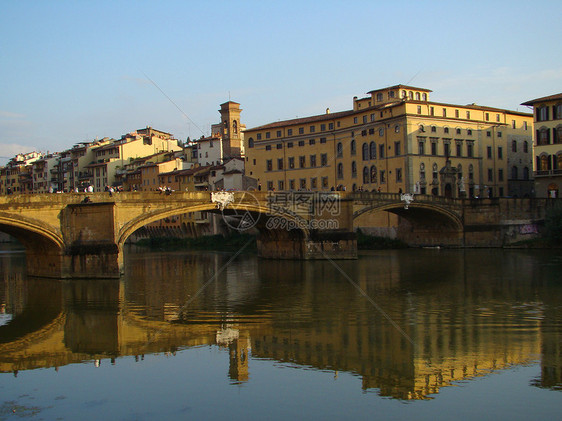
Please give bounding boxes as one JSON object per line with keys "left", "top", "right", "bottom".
{"left": 521, "top": 93, "right": 562, "bottom": 198}
{"left": 244, "top": 85, "right": 534, "bottom": 199}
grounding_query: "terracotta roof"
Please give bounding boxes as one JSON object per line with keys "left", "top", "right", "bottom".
{"left": 245, "top": 109, "right": 355, "bottom": 131}
{"left": 521, "top": 93, "right": 562, "bottom": 106}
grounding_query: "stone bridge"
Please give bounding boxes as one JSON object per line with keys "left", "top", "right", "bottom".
{"left": 0, "top": 191, "right": 556, "bottom": 278}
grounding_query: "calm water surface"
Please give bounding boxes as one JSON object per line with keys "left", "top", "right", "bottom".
{"left": 0, "top": 244, "right": 561, "bottom": 420}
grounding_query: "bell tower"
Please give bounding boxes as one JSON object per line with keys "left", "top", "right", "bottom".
{"left": 219, "top": 101, "right": 242, "bottom": 158}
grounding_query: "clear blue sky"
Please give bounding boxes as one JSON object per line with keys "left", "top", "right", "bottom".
{"left": 1, "top": 0, "right": 561, "bottom": 163}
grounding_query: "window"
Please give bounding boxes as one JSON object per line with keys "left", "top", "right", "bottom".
{"left": 299, "top": 127, "right": 304, "bottom": 134}
{"left": 396, "top": 168, "right": 402, "bottom": 182}
{"left": 423, "top": 93, "right": 428, "bottom": 101}
{"left": 512, "top": 166, "right": 518, "bottom": 180}
{"left": 337, "top": 142, "right": 343, "bottom": 157}
{"left": 416, "top": 92, "right": 421, "bottom": 100}
{"left": 487, "top": 146, "right": 492, "bottom": 159}
{"left": 455, "top": 109, "right": 460, "bottom": 118}
{"left": 257, "top": 133, "right": 262, "bottom": 140}
{"left": 379, "top": 144, "right": 385, "bottom": 158}
{"left": 362, "top": 143, "right": 368, "bottom": 160}
{"left": 300, "top": 178, "right": 306, "bottom": 189}
{"left": 380, "top": 170, "right": 386, "bottom": 183}
{"left": 322, "top": 177, "right": 329, "bottom": 188}
{"left": 277, "top": 143, "right": 282, "bottom": 149}
{"left": 267, "top": 181, "right": 273, "bottom": 190}
{"left": 298, "top": 140, "right": 305, "bottom": 146}
{"left": 432, "top": 163, "right": 438, "bottom": 181}
{"left": 466, "top": 111, "right": 471, "bottom": 119}
{"left": 288, "top": 129, "right": 293, "bottom": 136}
{"left": 497, "top": 131, "right": 502, "bottom": 138}
{"left": 485, "top": 113, "right": 490, "bottom": 121}
{"left": 444, "top": 142, "right": 450, "bottom": 157}
{"left": 353, "top": 117, "right": 358, "bottom": 124}
{"left": 337, "top": 163, "right": 344, "bottom": 179}
{"left": 443, "top": 108, "right": 447, "bottom": 117}
{"left": 363, "top": 166, "right": 369, "bottom": 184}
{"left": 524, "top": 121, "right": 528, "bottom": 130}
{"left": 467, "top": 142, "right": 474, "bottom": 157}
{"left": 376, "top": 93, "right": 383, "bottom": 102}
{"left": 310, "top": 125, "right": 315, "bottom": 133}
{"left": 389, "top": 90, "right": 395, "bottom": 98}
{"left": 351, "top": 161, "right": 357, "bottom": 178}
{"left": 370, "top": 142, "right": 376, "bottom": 159}
{"left": 394, "top": 141, "right": 401, "bottom": 156}
{"left": 487, "top": 131, "right": 491, "bottom": 137}
{"left": 287, "top": 142, "right": 294, "bottom": 148}
{"left": 444, "top": 127, "right": 449, "bottom": 134}
{"left": 321, "top": 154, "right": 328, "bottom": 166}
{"left": 498, "top": 146, "right": 503, "bottom": 159}
{"left": 320, "top": 124, "right": 326, "bottom": 131}
{"left": 488, "top": 169, "right": 493, "bottom": 182}
{"left": 277, "top": 130, "right": 282, "bottom": 137}
{"left": 289, "top": 179, "right": 295, "bottom": 190}
{"left": 420, "top": 124, "right": 426, "bottom": 132}
{"left": 418, "top": 139, "right": 425, "bottom": 155}
{"left": 310, "top": 155, "right": 317, "bottom": 167}
{"left": 311, "top": 177, "right": 317, "bottom": 189}
{"left": 496, "top": 114, "right": 501, "bottom": 122}
{"left": 329, "top": 123, "right": 334, "bottom": 130}
{"left": 278, "top": 180, "right": 284, "bottom": 190}
{"left": 523, "top": 167, "right": 529, "bottom": 180}
{"left": 363, "top": 115, "right": 367, "bottom": 124}
{"left": 467, "top": 129, "right": 472, "bottom": 136}
{"left": 278, "top": 158, "right": 285, "bottom": 170}
{"left": 351, "top": 139, "right": 356, "bottom": 155}
{"left": 395, "top": 125, "right": 400, "bottom": 133}
{"left": 266, "top": 159, "right": 272, "bottom": 171}
{"left": 417, "top": 106, "right": 422, "bottom": 114}
{"left": 370, "top": 166, "right": 377, "bottom": 183}
{"left": 266, "top": 145, "right": 271, "bottom": 151}
{"left": 288, "top": 157, "right": 294, "bottom": 169}
{"left": 379, "top": 128, "right": 384, "bottom": 136}
{"left": 431, "top": 141, "right": 437, "bottom": 155}
{"left": 320, "top": 137, "right": 327, "bottom": 144}
{"left": 431, "top": 126, "right": 436, "bottom": 133}
{"left": 456, "top": 128, "right": 461, "bottom": 135}
{"left": 248, "top": 137, "right": 255, "bottom": 148}
{"left": 512, "top": 140, "right": 517, "bottom": 152}
{"left": 456, "top": 142, "right": 462, "bottom": 156}
{"left": 299, "top": 156, "right": 305, "bottom": 168}
{"left": 523, "top": 141, "right": 529, "bottom": 153}
{"left": 309, "top": 139, "right": 315, "bottom": 145}
{"left": 512, "top": 120, "right": 516, "bottom": 129}
{"left": 420, "top": 163, "right": 426, "bottom": 180}
{"left": 266, "top": 132, "right": 271, "bottom": 139}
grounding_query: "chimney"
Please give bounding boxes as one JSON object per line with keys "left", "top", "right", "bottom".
{"left": 326, "top": 108, "right": 330, "bottom": 114}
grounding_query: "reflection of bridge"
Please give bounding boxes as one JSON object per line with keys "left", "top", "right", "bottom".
{"left": 0, "top": 191, "right": 555, "bottom": 278}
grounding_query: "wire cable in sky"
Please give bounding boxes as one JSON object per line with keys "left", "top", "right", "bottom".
{"left": 141, "top": 70, "right": 206, "bottom": 137}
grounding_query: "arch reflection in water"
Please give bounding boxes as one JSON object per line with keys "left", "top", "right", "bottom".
{"left": 0, "top": 247, "right": 561, "bottom": 399}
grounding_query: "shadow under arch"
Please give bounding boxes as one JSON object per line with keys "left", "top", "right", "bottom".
{"left": 353, "top": 202, "right": 464, "bottom": 247}
{"left": 0, "top": 217, "right": 65, "bottom": 277}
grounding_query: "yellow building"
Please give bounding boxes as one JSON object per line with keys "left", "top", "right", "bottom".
{"left": 521, "top": 93, "right": 562, "bottom": 198}
{"left": 244, "top": 85, "right": 534, "bottom": 199}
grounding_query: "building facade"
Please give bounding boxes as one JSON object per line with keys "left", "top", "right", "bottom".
{"left": 244, "top": 85, "right": 534, "bottom": 198}
{"left": 521, "top": 93, "right": 562, "bottom": 198}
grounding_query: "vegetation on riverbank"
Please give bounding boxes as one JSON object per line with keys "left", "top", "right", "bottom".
{"left": 356, "top": 229, "right": 408, "bottom": 249}
{"left": 134, "top": 233, "right": 257, "bottom": 251}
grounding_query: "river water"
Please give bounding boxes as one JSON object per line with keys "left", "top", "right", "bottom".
{"left": 0, "top": 243, "right": 561, "bottom": 420}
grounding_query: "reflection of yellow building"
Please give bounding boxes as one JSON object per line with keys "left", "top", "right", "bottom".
{"left": 244, "top": 85, "right": 534, "bottom": 199}
{"left": 0, "top": 251, "right": 559, "bottom": 398}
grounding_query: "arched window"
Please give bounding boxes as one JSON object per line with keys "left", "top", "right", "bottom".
{"left": 523, "top": 167, "right": 529, "bottom": 180}
{"left": 351, "top": 139, "right": 356, "bottom": 156}
{"left": 557, "top": 153, "right": 562, "bottom": 170}
{"left": 432, "top": 163, "right": 438, "bottom": 181}
{"left": 370, "top": 165, "right": 377, "bottom": 183}
{"left": 409, "top": 91, "right": 414, "bottom": 99}
{"left": 337, "top": 142, "right": 343, "bottom": 157}
{"left": 420, "top": 163, "right": 426, "bottom": 180}
{"left": 540, "top": 155, "right": 549, "bottom": 171}
{"left": 363, "top": 166, "right": 369, "bottom": 184}
{"left": 512, "top": 166, "right": 518, "bottom": 180}
{"left": 369, "top": 142, "right": 376, "bottom": 159}
{"left": 362, "top": 143, "right": 369, "bottom": 160}
{"left": 415, "top": 92, "right": 421, "bottom": 100}
{"left": 402, "top": 90, "right": 407, "bottom": 98}
{"left": 233, "top": 120, "right": 238, "bottom": 133}
{"left": 469, "top": 164, "right": 474, "bottom": 180}
{"left": 422, "top": 93, "right": 427, "bottom": 101}
{"left": 457, "top": 164, "right": 463, "bottom": 180}
{"left": 337, "top": 163, "right": 344, "bottom": 179}
{"left": 351, "top": 161, "right": 357, "bottom": 178}
{"left": 248, "top": 137, "right": 254, "bottom": 148}
{"left": 523, "top": 141, "right": 529, "bottom": 153}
